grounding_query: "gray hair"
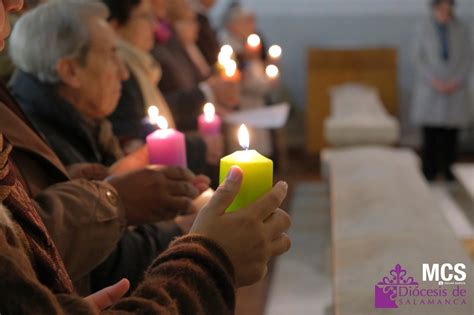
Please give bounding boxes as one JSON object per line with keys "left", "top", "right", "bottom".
{"left": 10, "top": 0, "right": 109, "bottom": 84}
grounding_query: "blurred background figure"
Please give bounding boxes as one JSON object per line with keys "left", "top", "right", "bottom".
{"left": 151, "top": 0, "right": 239, "bottom": 132}
{"left": 9, "top": 3, "right": 129, "bottom": 167}
{"left": 0, "top": 0, "right": 45, "bottom": 82}
{"left": 8, "top": 0, "right": 203, "bottom": 293}
{"left": 219, "top": 5, "right": 276, "bottom": 157}
{"left": 189, "top": 0, "right": 221, "bottom": 66}
{"left": 412, "top": 0, "right": 473, "bottom": 181}
{"left": 104, "top": 0, "right": 223, "bottom": 185}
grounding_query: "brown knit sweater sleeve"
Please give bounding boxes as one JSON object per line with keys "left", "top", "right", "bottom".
{"left": 108, "top": 235, "right": 236, "bottom": 315}
{"left": 0, "top": 217, "right": 235, "bottom": 315}
{"left": 0, "top": 207, "right": 86, "bottom": 315}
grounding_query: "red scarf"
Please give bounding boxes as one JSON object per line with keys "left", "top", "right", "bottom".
{"left": 0, "top": 135, "right": 74, "bottom": 293}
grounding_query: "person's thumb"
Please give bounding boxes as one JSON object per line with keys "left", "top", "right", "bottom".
{"left": 84, "top": 278, "right": 130, "bottom": 311}
{"left": 201, "top": 166, "right": 242, "bottom": 216}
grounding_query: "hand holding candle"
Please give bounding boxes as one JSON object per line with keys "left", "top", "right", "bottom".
{"left": 219, "top": 124, "right": 273, "bottom": 212}
{"left": 146, "top": 110, "right": 187, "bottom": 167}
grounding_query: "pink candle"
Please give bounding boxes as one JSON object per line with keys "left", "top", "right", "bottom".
{"left": 146, "top": 115, "right": 187, "bottom": 167}
{"left": 198, "top": 103, "right": 222, "bottom": 136}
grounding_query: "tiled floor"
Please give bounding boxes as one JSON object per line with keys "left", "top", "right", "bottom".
{"left": 431, "top": 182, "right": 474, "bottom": 239}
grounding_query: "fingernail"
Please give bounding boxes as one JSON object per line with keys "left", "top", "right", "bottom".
{"left": 278, "top": 181, "right": 288, "bottom": 190}
{"left": 227, "top": 166, "right": 241, "bottom": 181}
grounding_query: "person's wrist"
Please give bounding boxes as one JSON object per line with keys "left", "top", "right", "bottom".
{"left": 172, "top": 234, "right": 236, "bottom": 283}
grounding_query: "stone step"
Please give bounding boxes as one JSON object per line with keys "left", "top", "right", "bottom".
{"left": 431, "top": 185, "right": 474, "bottom": 240}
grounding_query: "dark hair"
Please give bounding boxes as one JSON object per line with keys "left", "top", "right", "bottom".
{"left": 102, "top": 0, "right": 142, "bottom": 25}
{"left": 431, "top": 0, "right": 455, "bottom": 7}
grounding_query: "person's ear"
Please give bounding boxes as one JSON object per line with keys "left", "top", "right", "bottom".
{"left": 56, "top": 57, "right": 82, "bottom": 88}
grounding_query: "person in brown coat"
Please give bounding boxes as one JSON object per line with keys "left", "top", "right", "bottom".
{"left": 8, "top": 1, "right": 214, "bottom": 293}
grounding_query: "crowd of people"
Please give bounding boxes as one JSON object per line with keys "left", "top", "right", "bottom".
{"left": 0, "top": 0, "right": 291, "bottom": 314}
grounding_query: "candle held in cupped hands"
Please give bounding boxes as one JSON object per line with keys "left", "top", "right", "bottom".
{"left": 146, "top": 109, "right": 187, "bottom": 167}
{"left": 198, "top": 103, "right": 222, "bottom": 136}
{"left": 219, "top": 124, "right": 273, "bottom": 212}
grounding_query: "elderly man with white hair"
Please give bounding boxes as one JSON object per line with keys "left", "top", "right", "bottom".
{"left": 8, "top": 0, "right": 213, "bottom": 294}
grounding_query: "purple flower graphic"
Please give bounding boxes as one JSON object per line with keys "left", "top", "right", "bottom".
{"left": 374, "top": 264, "right": 419, "bottom": 309}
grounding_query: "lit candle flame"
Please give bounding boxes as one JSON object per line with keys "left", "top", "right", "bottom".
{"left": 218, "top": 45, "right": 234, "bottom": 65}
{"left": 268, "top": 45, "right": 282, "bottom": 59}
{"left": 220, "top": 45, "right": 233, "bottom": 56}
{"left": 266, "top": 64, "right": 279, "bottom": 79}
{"left": 148, "top": 105, "right": 159, "bottom": 125}
{"left": 218, "top": 52, "right": 230, "bottom": 65}
{"left": 203, "top": 103, "right": 215, "bottom": 122}
{"left": 238, "top": 124, "right": 250, "bottom": 150}
{"left": 157, "top": 115, "right": 169, "bottom": 130}
{"left": 247, "top": 34, "right": 261, "bottom": 48}
{"left": 224, "top": 60, "right": 237, "bottom": 78}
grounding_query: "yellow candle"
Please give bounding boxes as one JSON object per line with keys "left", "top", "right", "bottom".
{"left": 219, "top": 124, "right": 273, "bottom": 212}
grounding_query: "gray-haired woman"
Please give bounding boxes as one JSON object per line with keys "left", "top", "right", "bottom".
{"left": 411, "top": 0, "right": 473, "bottom": 181}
